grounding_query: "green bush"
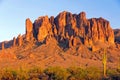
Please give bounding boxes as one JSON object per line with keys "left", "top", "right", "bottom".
{"left": 67, "top": 67, "right": 87, "bottom": 80}
{"left": 107, "top": 69, "right": 120, "bottom": 79}
{"left": 44, "top": 66, "right": 70, "bottom": 80}
{"left": 28, "top": 67, "right": 44, "bottom": 79}
{"left": 0, "top": 68, "right": 17, "bottom": 80}
{"left": 0, "top": 71, "right": 15, "bottom": 80}
{"left": 86, "top": 67, "right": 102, "bottom": 80}
{"left": 15, "top": 67, "right": 29, "bottom": 80}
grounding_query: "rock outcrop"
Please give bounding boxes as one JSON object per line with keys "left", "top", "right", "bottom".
{"left": 114, "top": 29, "right": 120, "bottom": 43}
{"left": 26, "top": 18, "right": 33, "bottom": 41}
{"left": 0, "top": 53, "right": 17, "bottom": 59}
{"left": 17, "top": 34, "right": 23, "bottom": 46}
{"left": 1, "top": 11, "right": 114, "bottom": 50}
{"left": 1, "top": 42, "right": 4, "bottom": 50}
{"left": 33, "top": 16, "right": 53, "bottom": 42}
{"left": 13, "top": 37, "right": 16, "bottom": 47}
{"left": 31, "top": 11, "right": 114, "bottom": 48}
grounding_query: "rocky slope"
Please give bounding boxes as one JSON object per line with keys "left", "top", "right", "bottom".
{"left": 0, "top": 11, "right": 119, "bottom": 69}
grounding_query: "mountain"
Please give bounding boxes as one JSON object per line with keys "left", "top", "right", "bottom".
{"left": 114, "top": 29, "right": 120, "bottom": 43}
{"left": 0, "top": 11, "right": 120, "bottom": 69}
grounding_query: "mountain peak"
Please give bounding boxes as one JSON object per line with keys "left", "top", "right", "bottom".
{"left": 0, "top": 11, "right": 115, "bottom": 50}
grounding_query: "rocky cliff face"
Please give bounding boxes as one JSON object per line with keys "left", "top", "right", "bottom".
{"left": 30, "top": 11, "right": 114, "bottom": 48}
{"left": 0, "top": 11, "right": 114, "bottom": 50}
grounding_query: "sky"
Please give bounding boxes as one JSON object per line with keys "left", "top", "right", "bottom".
{"left": 0, "top": 0, "right": 120, "bottom": 42}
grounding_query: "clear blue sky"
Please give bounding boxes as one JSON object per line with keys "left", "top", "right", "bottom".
{"left": 0, "top": 0, "right": 120, "bottom": 42}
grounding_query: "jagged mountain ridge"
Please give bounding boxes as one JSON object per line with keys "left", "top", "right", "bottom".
{"left": 0, "top": 11, "right": 115, "bottom": 49}
{"left": 0, "top": 11, "right": 120, "bottom": 68}
{"left": 32, "top": 11, "right": 114, "bottom": 47}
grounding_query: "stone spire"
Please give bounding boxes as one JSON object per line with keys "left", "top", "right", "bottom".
{"left": 26, "top": 18, "right": 33, "bottom": 41}
{"left": 17, "top": 34, "right": 23, "bottom": 46}
{"left": 1, "top": 42, "right": 4, "bottom": 50}
{"left": 13, "top": 37, "right": 16, "bottom": 47}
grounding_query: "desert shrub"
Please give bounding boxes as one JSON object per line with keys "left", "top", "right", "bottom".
{"left": 107, "top": 69, "right": 120, "bottom": 80}
{"left": 0, "top": 68, "right": 17, "bottom": 80}
{"left": 117, "top": 67, "right": 120, "bottom": 73}
{"left": 16, "top": 67, "right": 29, "bottom": 80}
{"left": 0, "top": 71, "right": 14, "bottom": 80}
{"left": 44, "top": 66, "right": 70, "bottom": 80}
{"left": 67, "top": 67, "right": 87, "bottom": 80}
{"left": 29, "top": 67, "right": 43, "bottom": 73}
{"left": 107, "top": 69, "right": 118, "bottom": 76}
{"left": 28, "top": 67, "right": 45, "bottom": 79}
{"left": 86, "top": 67, "right": 102, "bottom": 80}
{"left": 0, "top": 66, "right": 120, "bottom": 80}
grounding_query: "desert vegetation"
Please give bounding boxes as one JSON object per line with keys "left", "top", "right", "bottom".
{"left": 102, "top": 49, "right": 107, "bottom": 78}
{"left": 0, "top": 66, "right": 119, "bottom": 80}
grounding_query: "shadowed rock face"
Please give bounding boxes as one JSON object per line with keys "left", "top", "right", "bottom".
{"left": 32, "top": 11, "right": 114, "bottom": 48}
{"left": 114, "top": 29, "right": 120, "bottom": 43}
